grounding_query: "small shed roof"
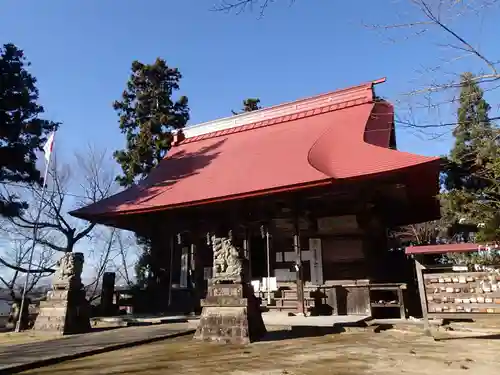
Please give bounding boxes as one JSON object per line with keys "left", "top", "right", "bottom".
{"left": 405, "top": 243, "right": 487, "bottom": 255}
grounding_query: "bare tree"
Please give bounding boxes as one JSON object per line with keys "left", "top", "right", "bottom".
{"left": 0, "top": 145, "right": 116, "bottom": 292}
{"left": 359, "top": 1, "right": 500, "bottom": 137}
{"left": 214, "top": 0, "right": 294, "bottom": 17}
{"left": 218, "top": 0, "right": 499, "bottom": 88}
{"left": 0, "top": 238, "right": 54, "bottom": 300}
{"left": 112, "top": 230, "right": 138, "bottom": 287}
{"left": 83, "top": 227, "right": 139, "bottom": 302}
{"left": 370, "top": 1, "right": 499, "bottom": 87}
{"left": 84, "top": 228, "right": 119, "bottom": 302}
{"left": 216, "top": 1, "right": 500, "bottom": 128}
{"left": 390, "top": 220, "right": 448, "bottom": 247}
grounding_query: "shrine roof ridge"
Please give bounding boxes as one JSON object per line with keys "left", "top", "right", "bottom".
{"left": 181, "top": 78, "right": 386, "bottom": 142}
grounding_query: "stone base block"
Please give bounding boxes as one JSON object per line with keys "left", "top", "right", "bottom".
{"left": 33, "top": 289, "right": 91, "bottom": 335}
{"left": 194, "top": 306, "right": 252, "bottom": 344}
{"left": 193, "top": 283, "right": 266, "bottom": 344}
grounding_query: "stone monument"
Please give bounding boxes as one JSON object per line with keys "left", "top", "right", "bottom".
{"left": 193, "top": 234, "right": 266, "bottom": 344}
{"left": 6, "top": 297, "right": 30, "bottom": 330}
{"left": 33, "top": 252, "right": 91, "bottom": 334}
{"left": 100, "top": 272, "right": 116, "bottom": 316}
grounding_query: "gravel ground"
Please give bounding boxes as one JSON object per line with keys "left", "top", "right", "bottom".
{"left": 19, "top": 326, "right": 500, "bottom": 375}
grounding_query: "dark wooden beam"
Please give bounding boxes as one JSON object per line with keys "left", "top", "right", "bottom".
{"left": 292, "top": 194, "right": 306, "bottom": 316}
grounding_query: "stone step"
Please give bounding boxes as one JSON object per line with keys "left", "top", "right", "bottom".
{"left": 264, "top": 305, "right": 296, "bottom": 312}
{"left": 281, "top": 290, "right": 298, "bottom": 299}
{"left": 39, "top": 300, "right": 68, "bottom": 308}
{"left": 259, "top": 298, "right": 276, "bottom": 307}
{"left": 280, "top": 289, "right": 320, "bottom": 300}
{"left": 275, "top": 297, "right": 326, "bottom": 308}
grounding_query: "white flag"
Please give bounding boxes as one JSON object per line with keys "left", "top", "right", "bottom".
{"left": 43, "top": 132, "right": 55, "bottom": 163}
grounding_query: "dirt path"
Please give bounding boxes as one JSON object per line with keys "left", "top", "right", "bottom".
{"left": 20, "top": 328, "right": 500, "bottom": 375}
{"left": 0, "top": 323, "right": 191, "bottom": 373}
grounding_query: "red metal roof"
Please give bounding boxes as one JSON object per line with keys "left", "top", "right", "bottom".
{"left": 71, "top": 79, "right": 440, "bottom": 220}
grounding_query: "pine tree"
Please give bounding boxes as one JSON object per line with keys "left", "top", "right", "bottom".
{"left": 231, "top": 98, "right": 261, "bottom": 115}
{"left": 0, "top": 43, "right": 59, "bottom": 217}
{"left": 113, "top": 58, "right": 189, "bottom": 187}
{"left": 442, "top": 72, "right": 500, "bottom": 242}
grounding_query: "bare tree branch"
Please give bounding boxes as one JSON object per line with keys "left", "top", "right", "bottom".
{"left": 0, "top": 257, "right": 54, "bottom": 274}
{"left": 85, "top": 228, "right": 117, "bottom": 302}
{"left": 213, "top": 0, "right": 294, "bottom": 17}
{"left": 74, "top": 223, "right": 96, "bottom": 244}
{"left": 113, "top": 231, "right": 137, "bottom": 286}
{"left": 0, "top": 237, "right": 55, "bottom": 299}
{"left": 366, "top": 0, "right": 500, "bottom": 120}
{"left": 416, "top": 0, "right": 497, "bottom": 74}
{"left": 390, "top": 219, "right": 448, "bottom": 247}
{"left": 0, "top": 145, "right": 116, "bottom": 252}
{"left": 0, "top": 144, "right": 118, "bottom": 298}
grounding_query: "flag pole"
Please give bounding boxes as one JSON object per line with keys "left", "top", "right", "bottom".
{"left": 15, "top": 132, "right": 55, "bottom": 332}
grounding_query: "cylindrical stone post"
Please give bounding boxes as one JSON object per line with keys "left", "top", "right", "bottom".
{"left": 100, "top": 272, "right": 116, "bottom": 317}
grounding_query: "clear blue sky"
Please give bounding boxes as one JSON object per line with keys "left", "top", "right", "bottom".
{"left": 2, "top": 0, "right": 499, "bottom": 164}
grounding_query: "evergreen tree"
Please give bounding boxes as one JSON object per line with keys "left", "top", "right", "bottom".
{"left": 113, "top": 58, "right": 189, "bottom": 187}
{"left": 231, "top": 98, "right": 261, "bottom": 115}
{"left": 441, "top": 72, "right": 500, "bottom": 242}
{"left": 0, "top": 43, "right": 59, "bottom": 217}
{"left": 113, "top": 58, "right": 189, "bottom": 297}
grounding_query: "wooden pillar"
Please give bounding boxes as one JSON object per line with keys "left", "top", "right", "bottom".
{"left": 190, "top": 241, "right": 205, "bottom": 313}
{"left": 294, "top": 217, "right": 305, "bottom": 315}
{"left": 243, "top": 228, "right": 251, "bottom": 280}
{"left": 167, "top": 235, "right": 175, "bottom": 307}
{"left": 149, "top": 233, "right": 172, "bottom": 313}
{"left": 189, "top": 243, "right": 196, "bottom": 288}
{"left": 265, "top": 226, "right": 272, "bottom": 305}
{"left": 415, "top": 259, "right": 431, "bottom": 336}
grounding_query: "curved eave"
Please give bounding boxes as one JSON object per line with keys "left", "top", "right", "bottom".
{"left": 70, "top": 157, "right": 440, "bottom": 224}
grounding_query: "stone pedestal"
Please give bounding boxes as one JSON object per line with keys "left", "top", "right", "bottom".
{"left": 194, "top": 283, "right": 266, "bottom": 344}
{"left": 32, "top": 252, "right": 91, "bottom": 335}
{"left": 33, "top": 289, "right": 91, "bottom": 334}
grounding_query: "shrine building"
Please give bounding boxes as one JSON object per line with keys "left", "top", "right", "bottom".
{"left": 71, "top": 78, "right": 441, "bottom": 316}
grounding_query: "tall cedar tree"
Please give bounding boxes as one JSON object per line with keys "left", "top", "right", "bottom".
{"left": 0, "top": 43, "right": 59, "bottom": 217}
{"left": 231, "top": 98, "right": 261, "bottom": 115}
{"left": 441, "top": 72, "right": 500, "bottom": 241}
{"left": 113, "top": 58, "right": 189, "bottom": 187}
{"left": 113, "top": 58, "right": 189, "bottom": 290}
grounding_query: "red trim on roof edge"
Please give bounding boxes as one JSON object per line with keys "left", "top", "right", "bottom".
{"left": 71, "top": 179, "right": 334, "bottom": 220}
{"left": 72, "top": 158, "right": 440, "bottom": 221}
{"left": 372, "top": 77, "right": 387, "bottom": 85}
{"left": 405, "top": 243, "right": 484, "bottom": 255}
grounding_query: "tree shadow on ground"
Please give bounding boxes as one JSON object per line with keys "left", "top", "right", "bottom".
{"left": 111, "top": 138, "right": 227, "bottom": 207}
{"left": 260, "top": 321, "right": 373, "bottom": 342}
{"left": 434, "top": 333, "right": 500, "bottom": 341}
{"left": 72, "top": 137, "right": 227, "bottom": 217}
{"left": 91, "top": 326, "right": 125, "bottom": 333}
